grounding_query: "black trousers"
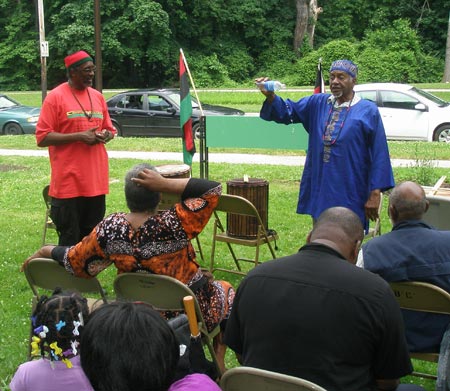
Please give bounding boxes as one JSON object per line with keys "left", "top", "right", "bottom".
{"left": 50, "top": 195, "right": 106, "bottom": 246}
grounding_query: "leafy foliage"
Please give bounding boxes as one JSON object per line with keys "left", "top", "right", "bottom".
{"left": 0, "top": 0, "right": 449, "bottom": 89}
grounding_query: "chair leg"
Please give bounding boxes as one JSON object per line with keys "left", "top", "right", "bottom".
{"left": 210, "top": 221, "right": 218, "bottom": 273}
{"left": 42, "top": 225, "right": 47, "bottom": 247}
{"left": 195, "top": 236, "right": 205, "bottom": 263}
{"left": 210, "top": 218, "right": 242, "bottom": 274}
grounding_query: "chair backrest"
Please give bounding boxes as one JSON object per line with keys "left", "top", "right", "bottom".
{"left": 24, "top": 258, "right": 107, "bottom": 304}
{"left": 220, "top": 367, "right": 327, "bottom": 391}
{"left": 42, "top": 185, "right": 51, "bottom": 209}
{"left": 114, "top": 273, "right": 199, "bottom": 313}
{"left": 390, "top": 281, "right": 450, "bottom": 315}
{"left": 215, "top": 194, "right": 261, "bottom": 219}
{"left": 423, "top": 195, "right": 450, "bottom": 230}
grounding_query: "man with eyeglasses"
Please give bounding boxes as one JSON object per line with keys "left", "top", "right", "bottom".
{"left": 36, "top": 50, "right": 116, "bottom": 246}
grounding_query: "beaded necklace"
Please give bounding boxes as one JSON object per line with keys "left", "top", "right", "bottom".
{"left": 70, "top": 86, "right": 93, "bottom": 120}
{"left": 322, "top": 94, "right": 354, "bottom": 146}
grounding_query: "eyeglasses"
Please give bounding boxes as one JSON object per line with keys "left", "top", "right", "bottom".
{"left": 80, "top": 67, "right": 96, "bottom": 75}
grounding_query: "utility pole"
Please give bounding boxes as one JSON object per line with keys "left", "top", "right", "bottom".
{"left": 37, "top": 0, "right": 48, "bottom": 102}
{"left": 94, "top": 0, "right": 103, "bottom": 92}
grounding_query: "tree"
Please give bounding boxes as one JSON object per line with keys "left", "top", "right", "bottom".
{"left": 443, "top": 11, "right": 450, "bottom": 83}
{"left": 293, "top": 0, "right": 322, "bottom": 55}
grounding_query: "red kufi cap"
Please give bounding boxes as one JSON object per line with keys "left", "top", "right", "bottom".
{"left": 64, "top": 51, "right": 93, "bottom": 69}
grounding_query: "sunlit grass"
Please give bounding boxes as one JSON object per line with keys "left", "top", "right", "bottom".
{"left": 0, "top": 147, "right": 446, "bottom": 390}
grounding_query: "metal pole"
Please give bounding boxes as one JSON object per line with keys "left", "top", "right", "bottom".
{"left": 94, "top": 0, "right": 103, "bottom": 92}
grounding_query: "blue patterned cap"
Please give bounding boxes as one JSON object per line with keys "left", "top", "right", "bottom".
{"left": 330, "top": 59, "right": 358, "bottom": 78}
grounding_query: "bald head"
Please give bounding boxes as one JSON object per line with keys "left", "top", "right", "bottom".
{"left": 309, "top": 207, "right": 364, "bottom": 263}
{"left": 389, "top": 181, "right": 428, "bottom": 223}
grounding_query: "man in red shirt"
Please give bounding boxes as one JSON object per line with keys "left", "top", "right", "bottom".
{"left": 36, "top": 50, "right": 116, "bottom": 245}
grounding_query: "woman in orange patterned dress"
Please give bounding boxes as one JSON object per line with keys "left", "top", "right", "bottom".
{"left": 23, "top": 163, "right": 234, "bottom": 372}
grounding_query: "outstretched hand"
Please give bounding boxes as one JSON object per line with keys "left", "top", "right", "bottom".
{"left": 254, "top": 77, "right": 275, "bottom": 100}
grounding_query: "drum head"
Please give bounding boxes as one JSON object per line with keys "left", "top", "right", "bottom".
{"left": 156, "top": 164, "right": 191, "bottom": 178}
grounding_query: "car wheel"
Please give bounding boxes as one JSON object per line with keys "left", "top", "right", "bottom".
{"left": 193, "top": 123, "right": 202, "bottom": 140}
{"left": 112, "top": 121, "right": 123, "bottom": 137}
{"left": 433, "top": 124, "right": 450, "bottom": 142}
{"left": 4, "top": 122, "right": 23, "bottom": 135}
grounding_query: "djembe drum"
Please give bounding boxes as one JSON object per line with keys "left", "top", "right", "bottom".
{"left": 226, "top": 178, "right": 269, "bottom": 238}
{"left": 155, "top": 164, "right": 191, "bottom": 179}
{"left": 155, "top": 164, "right": 191, "bottom": 209}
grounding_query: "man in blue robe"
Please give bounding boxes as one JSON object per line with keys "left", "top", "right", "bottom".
{"left": 258, "top": 59, "right": 394, "bottom": 231}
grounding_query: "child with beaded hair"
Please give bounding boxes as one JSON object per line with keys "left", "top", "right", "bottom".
{"left": 10, "top": 288, "right": 93, "bottom": 391}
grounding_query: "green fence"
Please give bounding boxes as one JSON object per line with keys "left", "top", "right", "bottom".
{"left": 200, "top": 115, "right": 308, "bottom": 177}
{"left": 205, "top": 115, "right": 308, "bottom": 149}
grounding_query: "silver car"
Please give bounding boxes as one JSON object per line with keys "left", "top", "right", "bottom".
{"left": 354, "top": 83, "right": 450, "bottom": 142}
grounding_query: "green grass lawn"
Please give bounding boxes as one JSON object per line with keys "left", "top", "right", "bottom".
{"left": 1, "top": 96, "right": 449, "bottom": 390}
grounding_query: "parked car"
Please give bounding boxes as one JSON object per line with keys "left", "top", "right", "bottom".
{"left": 354, "top": 83, "right": 450, "bottom": 142}
{"left": 0, "top": 94, "right": 40, "bottom": 135}
{"left": 106, "top": 89, "right": 245, "bottom": 138}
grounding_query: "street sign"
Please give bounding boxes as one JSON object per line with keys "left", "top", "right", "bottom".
{"left": 40, "top": 41, "right": 49, "bottom": 57}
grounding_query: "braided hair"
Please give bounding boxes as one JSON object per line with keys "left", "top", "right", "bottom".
{"left": 31, "top": 288, "right": 89, "bottom": 365}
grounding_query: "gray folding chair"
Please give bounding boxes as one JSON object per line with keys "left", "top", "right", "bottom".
{"left": 41, "top": 185, "right": 57, "bottom": 245}
{"left": 220, "top": 366, "right": 327, "bottom": 391}
{"left": 113, "top": 272, "right": 222, "bottom": 376}
{"left": 210, "top": 194, "right": 278, "bottom": 276}
{"left": 23, "top": 257, "right": 108, "bottom": 358}
{"left": 390, "top": 281, "right": 450, "bottom": 379}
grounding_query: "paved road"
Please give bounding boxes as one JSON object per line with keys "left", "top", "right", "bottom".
{"left": 1, "top": 148, "right": 450, "bottom": 168}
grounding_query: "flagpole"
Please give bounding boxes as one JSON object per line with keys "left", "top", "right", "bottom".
{"left": 180, "top": 48, "right": 204, "bottom": 116}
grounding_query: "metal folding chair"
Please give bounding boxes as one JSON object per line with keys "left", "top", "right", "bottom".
{"left": 41, "top": 185, "right": 57, "bottom": 245}
{"left": 113, "top": 272, "right": 222, "bottom": 376}
{"left": 23, "top": 257, "right": 108, "bottom": 358}
{"left": 220, "top": 366, "right": 327, "bottom": 391}
{"left": 390, "top": 281, "right": 450, "bottom": 380}
{"left": 210, "top": 194, "right": 278, "bottom": 276}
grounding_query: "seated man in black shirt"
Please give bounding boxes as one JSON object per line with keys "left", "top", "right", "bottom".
{"left": 224, "top": 207, "right": 424, "bottom": 391}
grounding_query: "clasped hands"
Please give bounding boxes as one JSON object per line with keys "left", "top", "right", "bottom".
{"left": 82, "top": 127, "right": 114, "bottom": 145}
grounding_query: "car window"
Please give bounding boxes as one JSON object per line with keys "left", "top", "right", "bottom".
{"left": 127, "top": 95, "right": 143, "bottom": 110}
{"left": 0, "top": 96, "right": 18, "bottom": 109}
{"left": 411, "top": 87, "right": 450, "bottom": 107}
{"left": 380, "top": 91, "right": 419, "bottom": 110}
{"left": 355, "top": 90, "right": 377, "bottom": 104}
{"left": 116, "top": 96, "right": 128, "bottom": 108}
{"left": 168, "top": 93, "right": 200, "bottom": 108}
{"left": 148, "top": 95, "right": 170, "bottom": 111}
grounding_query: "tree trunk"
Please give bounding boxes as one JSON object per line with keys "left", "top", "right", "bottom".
{"left": 307, "top": 0, "right": 323, "bottom": 48}
{"left": 443, "top": 11, "right": 450, "bottom": 83}
{"left": 294, "top": 0, "right": 322, "bottom": 56}
{"left": 293, "top": 0, "right": 309, "bottom": 55}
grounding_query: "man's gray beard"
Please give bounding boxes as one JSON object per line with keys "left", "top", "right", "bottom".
{"left": 332, "top": 91, "right": 343, "bottom": 98}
